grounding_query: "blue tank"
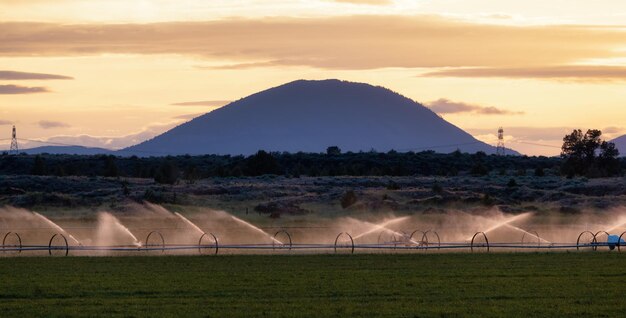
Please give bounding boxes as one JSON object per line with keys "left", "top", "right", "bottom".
{"left": 606, "top": 235, "right": 625, "bottom": 250}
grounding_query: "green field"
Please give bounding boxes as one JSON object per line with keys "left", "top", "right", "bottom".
{"left": 0, "top": 253, "right": 624, "bottom": 317}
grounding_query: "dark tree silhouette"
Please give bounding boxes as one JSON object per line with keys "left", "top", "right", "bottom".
{"left": 154, "top": 160, "right": 179, "bottom": 184}
{"left": 561, "top": 129, "right": 620, "bottom": 177}
{"left": 30, "top": 155, "right": 47, "bottom": 175}
{"left": 102, "top": 155, "right": 119, "bottom": 177}
{"left": 2, "top": 149, "right": 619, "bottom": 179}
{"left": 183, "top": 165, "right": 199, "bottom": 184}
{"left": 326, "top": 146, "right": 341, "bottom": 156}
{"left": 245, "top": 150, "right": 281, "bottom": 176}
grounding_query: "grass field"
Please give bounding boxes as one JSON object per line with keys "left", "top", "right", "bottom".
{"left": 0, "top": 253, "right": 624, "bottom": 317}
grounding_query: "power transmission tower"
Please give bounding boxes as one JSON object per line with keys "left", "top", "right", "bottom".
{"left": 496, "top": 127, "right": 505, "bottom": 156}
{"left": 9, "top": 125, "right": 18, "bottom": 155}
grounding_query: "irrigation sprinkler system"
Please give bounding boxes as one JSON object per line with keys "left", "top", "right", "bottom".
{"left": 2, "top": 232, "right": 22, "bottom": 254}
{"left": 272, "top": 230, "right": 293, "bottom": 251}
{"left": 619, "top": 231, "right": 626, "bottom": 252}
{"left": 334, "top": 232, "right": 355, "bottom": 254}
{"left": 521, "top": 230, "right": 541, "bottom": 247}
{"left": 1, "top": 225, "right": 626, "bottom": 256}
{"left": 145, "top": 231, "right": 165, "bottom": 253}
{"left": 470, "top": 232, "right": 489, "bottom": 252}
{"left": 198, "top": 232, "right": 219, "bottom": 255}
{"left": 576, "top": 231, "right": 597, "bottom": 251}
{"left": 48, "top": 233, "right": 69, "bottom": 256}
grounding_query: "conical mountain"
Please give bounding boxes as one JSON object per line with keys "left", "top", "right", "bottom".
{"left": 124, "top": 79, "right": 514, "bottom": 156}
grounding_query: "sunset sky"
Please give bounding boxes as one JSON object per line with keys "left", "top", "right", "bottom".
{"left": 1, "top": 0, "right": 625, "bottom": 156}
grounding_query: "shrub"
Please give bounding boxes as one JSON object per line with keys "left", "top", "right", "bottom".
{"left": 507, "top": 178, "right": 518, "bottom": 187}
{"left": 340, "top": 190, "right": 358, "bottom": 209}
{"left": 470, "top": 163, "right": 489, "bottom": 176}
{"left": 386, "top": 180, "right": 401, "bottom": 190}
{"left": 481, "top": 193, "right": 494, "bottom": 206}
{"left": 432, "top": 182, "right": 443, "bottom": 193}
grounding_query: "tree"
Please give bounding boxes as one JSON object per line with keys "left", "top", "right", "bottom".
{"left": 102, "top": 155, "right": 119, "bottom": 177}
{"left": 245, "top": 150, "right": 281, "bottom": 176}
{"left": 154, "top": 160, "right": 179, "bottom": 184}
{"left": 183, "top": 165, "right": 199, "bottom": 184}
{"left": 326, "top": 146, "right": 341, "bottom": 155}
{"left": 561, "top": 129, "right": 620, "bottom": 177}
{"left": 598, "top": 140, "right": 621, "bottom": 176}
{"left": 31, "top": 155, "right": 47, "bottom": 175}
{"left": 470, "top": 163, "right": 489, "bottom": 176}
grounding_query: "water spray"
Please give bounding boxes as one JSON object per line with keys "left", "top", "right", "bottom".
{"left": 98, "top": 212, "right": 142, "bottom": 247}
{"left": 2, "top": 205, "right": 625, "bottom": 256}
{"left": 349, "top": 217, "right": 419, "bottom": 245}
{"left": 33, "top": 212, "right": 82, "bottom": 245}
{"left": 174, "top": 212, "right": 205, "bottom": 235}
{"left": 352, "top": 216, "right": 410, "bottom": 240}
{"left": 229, "top": 215, "right": 283, "bottom": 245}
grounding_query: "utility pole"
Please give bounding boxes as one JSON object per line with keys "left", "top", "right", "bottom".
{"left": 9, "top": 125, "right": 18, "bottom": 155}
{"left": 496, "top": 127, "right": 505, "bottom": 156}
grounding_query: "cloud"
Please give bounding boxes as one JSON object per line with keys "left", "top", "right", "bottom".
{"left": 0, "top": 84, "right": 48, "bottom": 94}
{"left": 43, "top": 122, "right": 177, "bottom": 150}
{"left": 173, "top": 113, "right": 203, "bottom": 120}
{"left": 0, "top": 70, "right": 73, "bottom": 80}
{"left": 426, "top": 98, "right": 523, "bottom": 115}
{"left": 421, "top": 65, "right": 626, "bottom": 82}
{"left": 331, "top": 0, "right": 392, "bottom": 5}
{"left": 484, "top": 13, "right": 514, "bottom": 20}
{"left": 204, "top": 60, "right": 288, "bottom": 70}
{"left": 598, "top": 126, "right": 626, "bottom": 140}
{"left": 170, "top": 100, "right": 231, "bottom": 107}
{"left": 603, "top": 126, "right": 625, "bottom": 134}
{"left": 1, "top": 16, "right": 625, "bottom": 70}
{"left": 37, "top": 120, "right": 70, "bottom": 129}
{"left": 0, "top": 120, "right": 13, "bottom": 125}
{"left": 18, "top": 117, "right": 192, "bottom": 151}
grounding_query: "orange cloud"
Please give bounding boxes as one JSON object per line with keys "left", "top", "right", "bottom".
{"left": 37, "top": 120, "right": 70, "bottom": 129}
{"left": 331, "top": 0, "right": 392, "bottom": 5}
{"left": 170, "top": 100, "right": 231, "bottom": 107}
{"left": 427, "top": 98, "right": 523, "bottom": 115}
{"left": 0, "top": 84, "right": 48, "bottom": 94}
{"left": 422, "top": 65, "right": 626, "bottom": 81}
{"left": 0, "top": 70, "right": 72, "bottom": 80}
{"left": 1, "top": 16, "right": 624, "bottom": 69}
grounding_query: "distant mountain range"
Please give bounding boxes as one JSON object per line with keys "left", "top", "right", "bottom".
{"left": 18, "top": 146, "right": 113, "bottom": 156}
{"left": 124, "top": 79, "right": 516, "bottom": 156}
